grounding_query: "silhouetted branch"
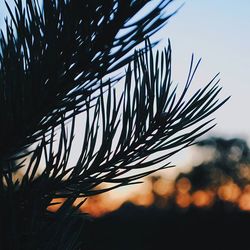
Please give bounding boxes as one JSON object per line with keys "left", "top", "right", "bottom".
{"left": 19, "top": 40, "right": 229, "bottom": 199}
{"left": 0, "top": 0, "right": 175, "bottom": 159}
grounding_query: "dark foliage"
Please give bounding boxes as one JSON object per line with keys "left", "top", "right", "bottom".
{"left": 84, "top": 202, "right": 250, "bottom": 250}
{"left": 177, "top": 137, "right": 250, "bottom": 190}
{"left": 85, "top": 138, "right": 250, "bottom": 250}
{"left": 0, "top": 0, "right": 229, "bottom": 249}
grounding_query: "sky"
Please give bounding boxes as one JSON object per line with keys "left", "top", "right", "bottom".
{"left": 140, "top": 0, "right": 250, "bottom": 177}
{"left": 156, "top": 0, "right": 250, "bottom": 142}
{"left": 0, "top": 1, "right": 249, "bottom": 176}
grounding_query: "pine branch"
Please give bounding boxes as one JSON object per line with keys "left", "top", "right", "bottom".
{"left": 19, "top": 40, "right": 229, "bottom": 199}
{"left": 0, "top": 0, "right": 176, "bottom": 159}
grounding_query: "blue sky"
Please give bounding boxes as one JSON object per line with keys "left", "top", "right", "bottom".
{"left": 156, "top": 0, "right": 250, "bottom": 141}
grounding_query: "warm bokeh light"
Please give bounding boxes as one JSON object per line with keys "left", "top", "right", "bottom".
{"left": 153, "top": 178, "right": 175, "bottom": 197}
{"left": 175, "top": 193, "right": 192, "bottom": 208}
{"left": 192, "top": 190, "right": 214, "bottom": 208}
{"left": 217, "top": 181, "right": 241, "bottom": 203}
{"left": 48, "top": 176, "right": 250, "bottom": 217}
{"left": 238, "top": 185, "right": 250, "bottom": 211}
{"left": 48, "top": 162, "right": 250, "bottom": 217}
{"left": 238, "top": 193, "right": 250, "bottom": 211}
{"left": 176, "top": 177, "right": 191, "bottom": 194}
{"left": 239, "top": 193, "right": 250, "bottom": 211}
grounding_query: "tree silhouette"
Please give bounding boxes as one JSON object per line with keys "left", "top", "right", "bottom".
{"left": 177, "top": 137, "right": 250, "bottom": 190}
{"left": 0, "top": 1, "right": 229, "bottom": 249}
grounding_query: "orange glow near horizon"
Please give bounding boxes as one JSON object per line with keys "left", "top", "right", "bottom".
{"left": 48, "top": 175, "right": 250, "bottom": 217}
{"left": 48, "top": 198, "right": 65, "bottom": 212}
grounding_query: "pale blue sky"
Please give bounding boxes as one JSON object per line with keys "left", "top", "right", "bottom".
{"left": 156, "top": 0, "right": 250, "bottom": 142}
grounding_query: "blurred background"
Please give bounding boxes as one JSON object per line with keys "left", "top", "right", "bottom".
{"left": 81, "top": 1, "right": 250, "bottom": 249}
{"left": 73, "top": 0, "right": 250, "bottom": 216}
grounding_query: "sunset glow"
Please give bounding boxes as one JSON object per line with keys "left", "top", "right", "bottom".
{"left": 48, "top": 167, "right": 250, "bottom": 217}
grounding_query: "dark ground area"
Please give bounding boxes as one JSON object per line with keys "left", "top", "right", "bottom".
{"left": 83, "top": 202, "right": 250, "bottom": 250}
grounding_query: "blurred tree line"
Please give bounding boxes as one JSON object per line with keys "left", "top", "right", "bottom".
{"left": 84, "top": 137, "right": 250, "bottom": 250}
